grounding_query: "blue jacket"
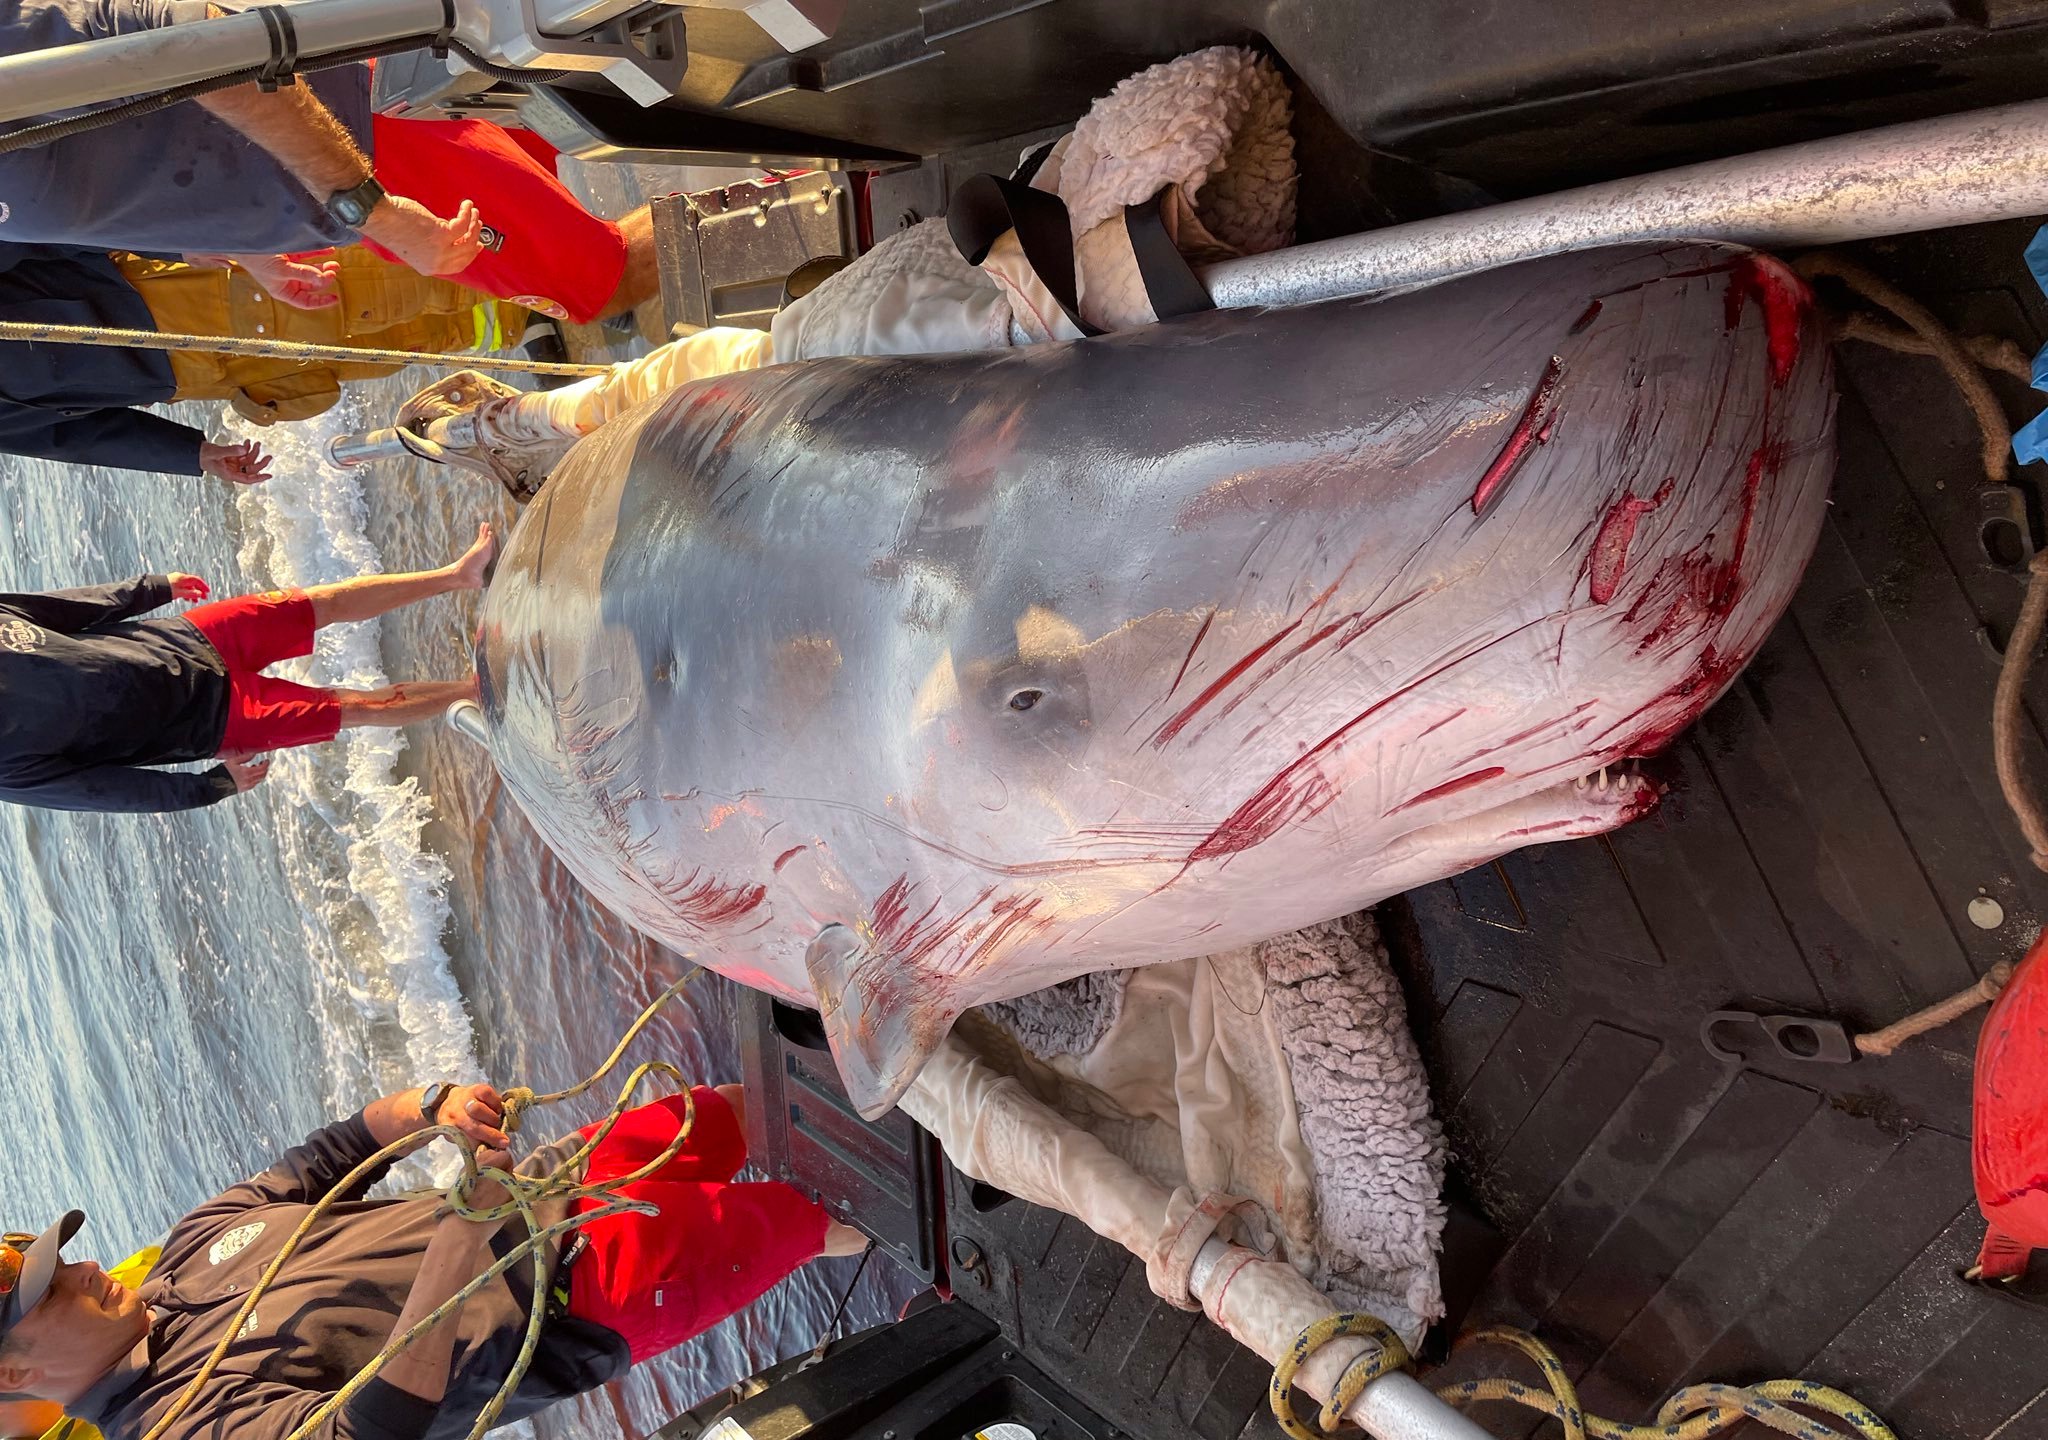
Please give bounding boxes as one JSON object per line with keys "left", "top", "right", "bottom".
{"left": 0, "top": 0, "right": 373, "bottom": 256}
{"left": 0, "top": 242, "right": 207, "bottom": 475}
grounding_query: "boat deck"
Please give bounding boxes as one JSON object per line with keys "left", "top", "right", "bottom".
{"left": 1400, "top": 215, "right": 2048, "bottom": 1439}
{"left": 670, "top": 191, "right": 2048, "bottom": 1440}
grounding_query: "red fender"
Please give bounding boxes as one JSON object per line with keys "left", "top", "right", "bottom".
{"left": 1974, "top": 925, "right": 2048, "bottom": 1277}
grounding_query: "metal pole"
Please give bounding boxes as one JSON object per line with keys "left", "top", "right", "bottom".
{"left": 1199, "top": 99, "right": 2048, "bottom": 310}
{"left": 0, "top": 0, "right": 446, "bottom": 123}
{"left": 0, "top": 319, "right": 607, "bottom": 376}
{"left": 1188, "top": 1238, "right": 1493, "bottom": 1440}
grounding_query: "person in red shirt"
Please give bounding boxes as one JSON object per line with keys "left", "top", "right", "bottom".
{"left": 0, "top": 1082, "right": 865, "bottom": 1440}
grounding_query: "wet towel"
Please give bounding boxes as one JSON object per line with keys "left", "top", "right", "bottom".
{"left": 971, "top": 910, "right": 1446, "bottom": 1338}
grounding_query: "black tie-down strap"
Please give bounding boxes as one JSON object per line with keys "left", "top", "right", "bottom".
{"left": 254, "top": 4, "right": 299, "bottom": 90}
{"left": 1122, "top": 192, "right": 1215, "bottom": 321}
{"left": 948, "top": 173, "right": 1100, "bottom": 337}
{"left": 947, "top": 173, "right": 1216, "bottom": 335}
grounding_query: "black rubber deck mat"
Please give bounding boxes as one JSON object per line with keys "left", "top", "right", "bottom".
{"left": 1390, "top": 216, "right": 2048, "bottom": 1440}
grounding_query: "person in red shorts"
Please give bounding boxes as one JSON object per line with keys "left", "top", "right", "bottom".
{"left": 0, "top": 523, "right": 498, "bottom": 814}
{"left": 0, "top": 1080, "right": 867, "bottom": 1440}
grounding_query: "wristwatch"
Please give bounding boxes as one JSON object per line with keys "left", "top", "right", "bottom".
{"left": 325, "top": 174, "right": 387, "bottom": 230}
{"left": 419, "top": 1081, "right": 457, "bottom": 1125}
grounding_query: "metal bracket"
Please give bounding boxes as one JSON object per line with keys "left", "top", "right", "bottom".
{"left": 1979, "top": 483, "right": 2039, "bottom": 574}
{"left": 683, "top": 0, "right": 841, "bottom": 51}
{"left": 1701, "top": 1008, "right": 1858, "bottom": 1064}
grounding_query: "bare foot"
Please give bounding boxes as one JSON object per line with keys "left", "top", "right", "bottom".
{"left": 449, "top": 522, "right": 496, "bottom": 590}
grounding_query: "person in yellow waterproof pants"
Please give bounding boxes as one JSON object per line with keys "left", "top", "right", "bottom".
{"left": 0, "top": 242, "right": 527, "bottom": 484}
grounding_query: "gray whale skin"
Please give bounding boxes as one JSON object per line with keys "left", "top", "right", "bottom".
{"left": 475, "top": 242, "right": 1835, "bottom": 1119}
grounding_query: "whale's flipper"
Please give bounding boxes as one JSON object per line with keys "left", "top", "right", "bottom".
{"left": 805, "top": 925, "right": 962, "bottom": 1120}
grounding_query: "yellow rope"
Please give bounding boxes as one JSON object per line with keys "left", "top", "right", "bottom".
{"left": 1267, "top": 1316, "right": 1894, "bottom": 1440}
{"left": 0, "top": 319, "right": 609, "bottom": 379}
{"left": 1267, "top": 1312, "right": 1412, "bottom": 1440}
{"left": 140, "top": 970, "right": 703, "bottom": 1440}
{"left": 1434, "top": 1327, "right": 1895, "bottom": 1440}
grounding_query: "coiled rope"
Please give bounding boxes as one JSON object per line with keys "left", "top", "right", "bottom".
{"left": 1798, "top": 250, "right": 2048, "bottom": 874}
{"left": 140, "top": 970, "right": 703, "bottom": 1440}
{"left": 1268, "top": 1316, "right": 1894, "bottom": 1440}
{"left": 1267, "top": 1313, "right": 1412, "bottom": 1440}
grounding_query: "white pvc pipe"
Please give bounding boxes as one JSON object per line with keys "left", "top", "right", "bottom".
{"left": 1200, "top": 99, "right": 2048, "bottom": 309}
{"left": 0, "top": 0, "right": 445, "bottom": 123}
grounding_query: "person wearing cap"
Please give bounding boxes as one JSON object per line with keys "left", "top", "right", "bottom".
{"left": 0, "top": 1080, "right": 865, "bottom": 1440}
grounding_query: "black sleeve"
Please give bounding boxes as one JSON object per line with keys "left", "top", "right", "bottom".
{"left": 0, "top": 574, "right": 173, "bottom": 631}
{"left": 0, "top": 763, "right": 235, "bottom": 813}
{"left": 168, "top": 1374, "right": 434, "bottom": 1440}
{"left": 0, "top": 399, "right": 206, "bottom": 476}
{"left": 181, "top": 1112, "right": 395, "bottom": 1224}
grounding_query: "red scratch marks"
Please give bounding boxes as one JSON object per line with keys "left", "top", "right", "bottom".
{"left": 1588, "top": 477, "right": 1675, "bottom": 605}
{"left": 1570, "top": 299, "right": 1604, "bottom": 334}
{"left": 1189, "top": 757, "right": 1340, "bottom": 861}
{"left": 658, "top": 870, "right": 767, "bottom": 928}
{"left": 1504, "top": 819, "right": 1580, "bottom": 840}
{"left": 1388, "top": 766, "right": 1506, "bottom": 816}
{"left": 870, "top": 875, "right": 1001, "bottom": 970}
{"left": 1213, "top": 588, "right": 1435, "bottom": 730}
{"left": 772, "top": 845, "right": 807, "bottom": 872}
{"left": 1168, "top": 608, "right": 1217, "bottom": 699}
{"left": 967, "top": 894, "right": 1056, "bottom": 966}
{"left": 1723, "top": 255, "right": 1808, "bottom": 388}
{"left": 1150, "top": 581, "right": 1339, "bottom": 748}
{"left": 1470, "top": 356, "right": 1564, "bottom": 516}
{"left": 1601, "top": 640, "right": 1754, "bottom": 757}
{"left": 1152, "top": 622, "right": 1303, "bottom": 747}
{"left": 1619, "top": 438, "right": 1785, "bottom": 661}
{"left": 870, "top": 875, "right": 919, "bottom": 942}
{"left": 1725, "top": 440, "right": 1783, "bottom": 598}
{"left": 1188, "top": 619, "right": 1548, "bottom": 862}
{"left": 1417, "top": 708, "right": 1466, "bottom": 740}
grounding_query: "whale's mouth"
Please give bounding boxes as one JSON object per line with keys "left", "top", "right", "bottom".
{"left": 1570, "top": 762, "right": 1657, "bottom": 808}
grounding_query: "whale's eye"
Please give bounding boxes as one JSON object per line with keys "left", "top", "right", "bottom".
{"left": 1008, "top": 688, "right": 1044, "bottom": 712}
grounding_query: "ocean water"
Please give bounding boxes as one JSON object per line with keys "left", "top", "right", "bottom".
{"left": 0, "top": 386, "right": 903, "bottom": 1440}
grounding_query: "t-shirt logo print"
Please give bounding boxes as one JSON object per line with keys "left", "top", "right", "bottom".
{"left": 0, "top": 619, "right": 46, "bottom": 653}
{"left": 209, "top": 1221, "right": 267, "bottom": 1265}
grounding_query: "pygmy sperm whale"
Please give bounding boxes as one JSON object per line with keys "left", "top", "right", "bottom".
{"left": 469, "top": 242, "right": 1835, "bottom": 1118}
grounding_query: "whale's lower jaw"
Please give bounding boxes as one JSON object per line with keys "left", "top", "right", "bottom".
{"left": 805, "top": 768, "right": 1660, "bottom": 1120}
{"left": 1342, "top": 768, "right": 1663, "bottom": 912}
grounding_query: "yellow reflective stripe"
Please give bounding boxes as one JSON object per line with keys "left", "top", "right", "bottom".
{"left": 471, "top": 302, "right": 506, "bottom": 353}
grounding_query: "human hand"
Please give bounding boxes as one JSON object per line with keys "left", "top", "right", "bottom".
{"left": 236, "top": 253, "right": 341, "bottom": 310}
{"left": 166, "top": 573, "right": 210, "bottom": 602}
{"left": 458, "top": 1143, "right": 515, "bottom": 1216}
{"left": 221, "top": 752, "right": 270, "bottom": 792}
{"left": 433, "top": 1082, "right": 513, "bottom": 1151}
{"left": 199, "top": 439, "right": 273, "bottom": 485}
{"left": 362, "top": 195, "right": 483, "bottom": 278}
